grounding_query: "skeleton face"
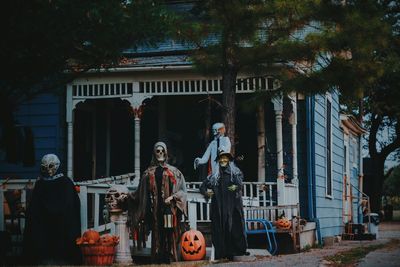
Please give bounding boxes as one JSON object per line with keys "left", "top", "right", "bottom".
{"left": 105, "top": 185, "right": 129, "bottom": 212}
{"left": 212, "top": 123, "right": 225, "bottom": 137}
{"left": 218, "top": 155, "right": 230, "bottom": 167}
{"left": 40, "top": 154, "right": 60, "bottom": 177}
{"left": 155, "top": 145, "right": 166, "bottom": 163}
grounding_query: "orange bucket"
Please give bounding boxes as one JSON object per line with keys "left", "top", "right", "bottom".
{"left": 80, "top": 244, "right": 116, "bottom": 265}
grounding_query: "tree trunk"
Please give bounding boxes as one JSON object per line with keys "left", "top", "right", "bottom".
{"left": 256, "top": 104, "right": 266, "bottom": 182}
{"left": 368, "top": 157, "right": 386, "bottom": 213}
{"left": 221, "top": 66, "right": 237, "bottom": 156}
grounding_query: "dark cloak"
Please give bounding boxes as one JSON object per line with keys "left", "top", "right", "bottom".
{"left": 201, "top": 163, "right": 247, "bottom": 260}
{"left": 22, "top": 175, "right": 81, "bottom": 265}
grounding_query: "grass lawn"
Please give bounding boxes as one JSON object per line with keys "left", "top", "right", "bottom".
{"left": 324, "top": 239, "right": 400, "bottom": 267}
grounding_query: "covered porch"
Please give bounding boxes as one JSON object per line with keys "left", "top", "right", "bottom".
{"left": 66, "top": 70, "right": 301, "bottom": 208}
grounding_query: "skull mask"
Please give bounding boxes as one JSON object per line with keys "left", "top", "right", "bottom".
{"left": 40, "top": 154, "right": 60, "bottom": 177}
{"left": 152, "top": 141, "right": 168, "bottom": 165}
{"left": 105, "top": 185, "right": 129, "bottom": 212}
{"left": 212, "top": 122, "right": 225, "bottom": 138}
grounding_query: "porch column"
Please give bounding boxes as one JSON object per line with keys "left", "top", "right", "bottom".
{"left": 273, "top": 97, "right": 285, "bottom": 206}
{"left": 133, "top": 106, "right": 143, "bottom": 186}
{"left": 66, "top": 84, "right": 74, "bottom": 179}
{"left": 289, "top": 93, "right": 298, "bottom": 185}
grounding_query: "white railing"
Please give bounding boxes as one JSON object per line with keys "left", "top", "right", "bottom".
{"left": 1, "top": 176, "right": 281, "bottom": 236}
{"left": 0, "top": 174, "right": 135, "bottom": 235}
{"left": 186, "top": 182, "right": 277, "bottom": 229}
{"left": 71, "top": 77, "right": 276, "bottom": 100}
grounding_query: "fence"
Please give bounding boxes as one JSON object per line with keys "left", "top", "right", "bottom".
{"left": 1, "top": 176, "right": 286, "bottom": 236}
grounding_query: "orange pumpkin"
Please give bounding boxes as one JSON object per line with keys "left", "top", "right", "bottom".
{"left": 181, "top": 229, "right": 206, "bottom": 261}
{"left": 82, "top": 229, "right": 100, "bottom": 243}
{"left": 276, "top": 217, "right": 292, "bottom": 230}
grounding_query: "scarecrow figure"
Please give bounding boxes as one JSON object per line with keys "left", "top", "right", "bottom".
{"left": 194, "top": 122, "right": 231, "bottom": 176}
{"left": 200, "top": 148, "right": 247, "bottom": 260}
{"left": 126, "top": 142, "right": 187, "bottom": 263}
{"left": 22, "top": 154, "right": 81, "bottom": 265}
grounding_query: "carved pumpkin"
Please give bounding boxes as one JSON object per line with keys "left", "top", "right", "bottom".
{"left": 276, "top": 217, "right": 292, "bottom": 230}
{"left": 82, "top": 229, "right": 100, "bottom": 243}
{"left": 181, "top": 229, "right": 206, "bottom": 261}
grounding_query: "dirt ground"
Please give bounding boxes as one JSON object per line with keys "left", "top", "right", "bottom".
{"left": 207, "top": 221, "right": 400, "bottom": 267}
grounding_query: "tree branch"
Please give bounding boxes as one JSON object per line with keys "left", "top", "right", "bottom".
{"left": 368, "top": 113, "right": 381, "bottom": 158}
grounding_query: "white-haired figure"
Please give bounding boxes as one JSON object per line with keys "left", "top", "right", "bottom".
{"left": 194, "top": 122, "right": 231, "bottom": 176}
{"left": 23, "top": 154, "right": 81, "bottom": 265}
{"left": 200, "top": 148, "right": 247, "bottom": 260}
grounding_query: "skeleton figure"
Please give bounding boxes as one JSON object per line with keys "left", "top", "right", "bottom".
{"left": 126, "top": 142, "right": 187, "bottom": 263}
{"left": 105, "top": 185, "right": 129, "bottom": 212}
{"left": 194, "top": 122, "right": 231, "bottom": 176}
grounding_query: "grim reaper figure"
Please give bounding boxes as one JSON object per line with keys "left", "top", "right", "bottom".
{"left": 126, "top": 142, "right": 187, "bottom": 263}
{"left": 201, "top": 149, "right": 247, "bottom": 260}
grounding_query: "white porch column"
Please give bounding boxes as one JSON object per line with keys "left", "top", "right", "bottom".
{"left": 256, "top": 104, "right": 266, "bottom": 182}
{"left": 273, "top": 97, "right": 285, "bottom": 206}
{"left": 133, "top": 106, "right": 142, "bottom": 187}
{"left": 289, "top": 93, "right": 298, "bottom": 185}
{"left": 66, "top": 84, "right": 74, "bottom": 179}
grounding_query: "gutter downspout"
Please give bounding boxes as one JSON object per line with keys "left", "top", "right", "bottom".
{"left": 306, "top": 95, "right": 322, "bottom": 245}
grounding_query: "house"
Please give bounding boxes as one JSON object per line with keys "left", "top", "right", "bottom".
{"left": 0, "top": 4, "right": 367, "bottom": 253}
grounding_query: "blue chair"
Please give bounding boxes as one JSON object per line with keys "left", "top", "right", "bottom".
{"left": 245, "top": 219, "right": 278, "bottom": 255}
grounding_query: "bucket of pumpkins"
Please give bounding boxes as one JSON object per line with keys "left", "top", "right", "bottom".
{"left": 76, "top": 229, "right": 119, "bottom": 266}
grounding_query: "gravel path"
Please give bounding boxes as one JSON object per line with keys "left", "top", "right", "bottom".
{"left": 207, "top": 221, "right": 400, "bottom": 267}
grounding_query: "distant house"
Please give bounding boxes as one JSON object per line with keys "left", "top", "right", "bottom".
{"left": 0, "top": 4, "right": 367, "bottom": 247}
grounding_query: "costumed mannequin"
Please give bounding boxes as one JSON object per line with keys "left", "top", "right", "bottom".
{"left": 194, "top": 122, "right": 231, "bottom": 176}
{"left": 126, "top": 142, "right": 187, "bottom": 263}
{"left": 200, "top": 148, "right": 247, "bottom": 260}
{"left": 22, "top": 154, "right": 81, "bottom": 265}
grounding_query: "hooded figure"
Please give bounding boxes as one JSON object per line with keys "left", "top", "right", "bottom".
{"left": 22, "top": 154, "right": 81, "bottom": 265}
{"left": 200, "top": 148, "right": 247, "bottom": 260}
{"left": 127, "top": 142, "right": 187, "bottom": 263}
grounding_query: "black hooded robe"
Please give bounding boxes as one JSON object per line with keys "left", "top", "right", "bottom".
{"left": 22, "top": 176, "right": 82, "bottom": 265}
{"left": 202, "top": 164, "right": 247, "bottom": 260}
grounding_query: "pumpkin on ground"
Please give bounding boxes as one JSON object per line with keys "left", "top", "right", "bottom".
{"left": 180, "top": 229, "right": 206, "bottom": 261}
{"left": 276, "top": 217, "right": 292, "bottom": 230}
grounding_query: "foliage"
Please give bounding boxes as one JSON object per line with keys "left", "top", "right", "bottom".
{"left": 0, "top": 0, "right": 171, "bottom": 163}
{"left": 0, "top": 0, "right": 170, "bottom": 106}
{"left": 383, "top": 165, "right": 400, "bottom": 197}
{"left": 174, "top": 0, "right": 322, "bottom": 152}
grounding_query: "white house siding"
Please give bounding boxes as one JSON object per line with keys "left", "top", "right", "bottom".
{"left": 314, "top": 92, "right": 344, "bottom": 238}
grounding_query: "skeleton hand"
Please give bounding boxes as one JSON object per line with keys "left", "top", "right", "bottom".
{"left": 164, "top": 195, "right": 174, "bottom": 205}
{"left": 228, "top": 185, "right": 238, "bottom": 192}
{"left": 193, "top": 158, "right": 200, "bottom": 170}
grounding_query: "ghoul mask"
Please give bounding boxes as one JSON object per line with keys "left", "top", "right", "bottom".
{"left": 40, "top": 154, "right": 60, "bottom": 177}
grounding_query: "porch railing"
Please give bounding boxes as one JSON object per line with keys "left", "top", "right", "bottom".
{"left": 1, "top": 176, "right": 285, "bottom": 236}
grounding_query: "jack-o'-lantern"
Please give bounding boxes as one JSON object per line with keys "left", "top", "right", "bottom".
{"left": 82, "top": 229, "right": 100, "bottom": 243}
{"left": 276, "top": 217, "right": 292, "bottom": 230}
{"left": 181, "top": 229, "right": 206, "bottom": 261}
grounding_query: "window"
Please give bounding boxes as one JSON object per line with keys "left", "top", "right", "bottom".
{"left": 326, "top": 95, "right": 333, "bottom": 197}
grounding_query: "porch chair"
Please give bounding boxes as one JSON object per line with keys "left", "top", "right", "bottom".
{"left": 245, "top": 218, "right": 278, "bottom": 255}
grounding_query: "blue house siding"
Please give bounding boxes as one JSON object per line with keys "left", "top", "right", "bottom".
{"left": 313, "top": 92, "right": 344, "bottom": 238}
{"left": 0, "top": 93, "right": 65, "bottom": 179}
{"left": 297, "top": 99, "right": 309, "bottom": 218}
